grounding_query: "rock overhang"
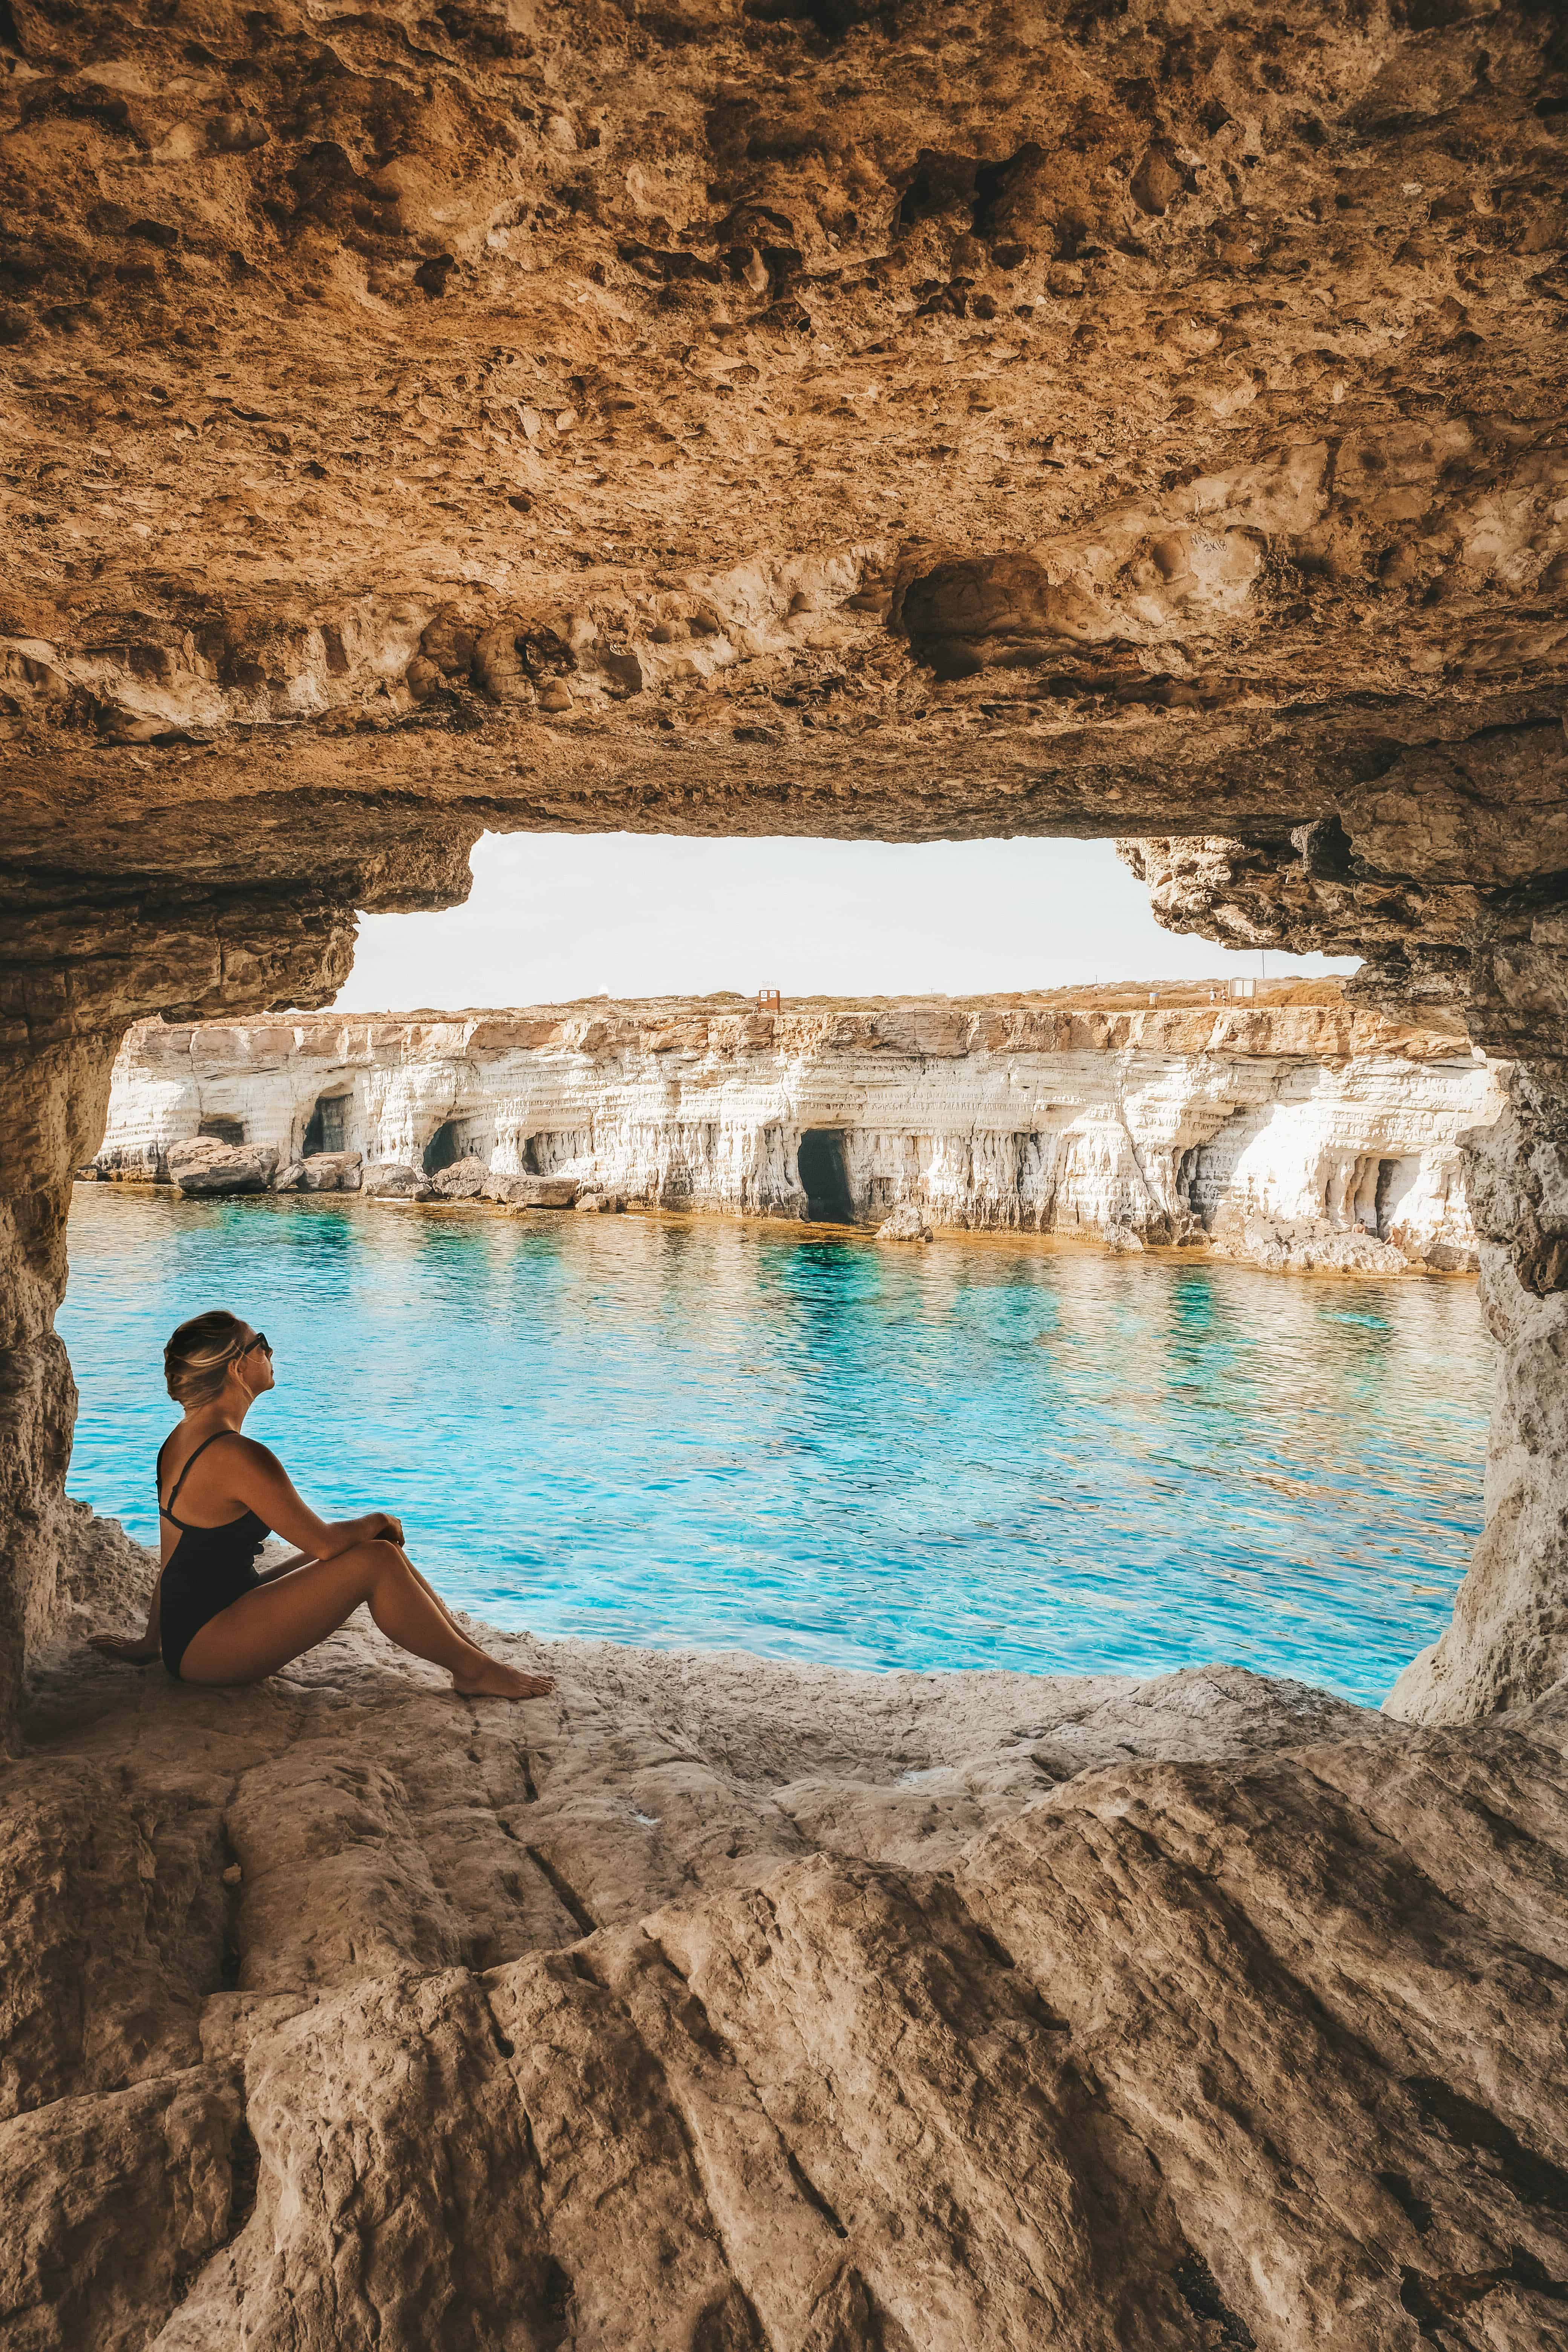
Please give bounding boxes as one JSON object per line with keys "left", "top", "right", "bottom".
{"left": 0, "top": 0, "right": 1564, "bottom": 1056}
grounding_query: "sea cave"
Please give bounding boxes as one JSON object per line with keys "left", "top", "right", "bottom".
{"left": 2, "top": 0, "right": 1568, "bottom": 2344}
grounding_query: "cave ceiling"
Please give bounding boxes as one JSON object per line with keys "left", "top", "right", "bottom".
{"left": 1, "top": 0, "right": 1566, "bottom": 1048}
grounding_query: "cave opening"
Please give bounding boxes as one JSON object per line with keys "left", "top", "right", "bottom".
{"left": 198, "top": 1115, "right": 245, "bottom": 1147}
{"left": 798, "top": 1128, "right": 855, "bottom": 1223}
{"left": 302, "top": 1093, "right": 347, "bottom": 1157}
{"left": 424, "top": 1119, "right": 462, "bottom": 1176}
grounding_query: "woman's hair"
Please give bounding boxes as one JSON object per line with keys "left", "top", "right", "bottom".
{"left": 164, "top": 1309, "right": 250, "bottom": 1406}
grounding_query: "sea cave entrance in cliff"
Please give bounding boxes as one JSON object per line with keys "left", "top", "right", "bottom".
{"left": 798, "top": 1129, "right": 855, "bottom": 1224}
{"left": 424, "top": 1119, "right": 462, "bottom": 1177}
{"left": 303, "top": 1092, "right": 348, "bottom": 1157}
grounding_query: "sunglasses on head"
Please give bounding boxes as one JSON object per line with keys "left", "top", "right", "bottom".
{"left": 239, "top": 1333, "right": 272, "bottom": 1360}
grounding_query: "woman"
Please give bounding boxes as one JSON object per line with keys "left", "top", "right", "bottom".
{"left": 92, "top": 1309, "right": 554, "bottom": 1701}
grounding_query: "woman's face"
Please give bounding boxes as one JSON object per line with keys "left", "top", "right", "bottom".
{"left": 234, "top": 1326, "right": 276, "bottom": 1397}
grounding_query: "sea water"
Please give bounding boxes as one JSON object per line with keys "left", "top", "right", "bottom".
{"left": 59, "top": 1185, "right": 1493, "bottom": 1706}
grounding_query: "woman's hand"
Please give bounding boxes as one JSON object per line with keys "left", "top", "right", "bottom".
{"left": 89, "top": 1631, "right": 161, "bottom": 1665}
{"left": 365, "top": 1511, "right": 405, "bottom": 1547}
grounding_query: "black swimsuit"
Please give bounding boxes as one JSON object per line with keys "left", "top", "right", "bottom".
{"left": 158, "top": 1430, "right": 268, "bottom": 1678}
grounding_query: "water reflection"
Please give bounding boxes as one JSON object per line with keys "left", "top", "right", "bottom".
{"left": 58, "top": 1187, "right": 1493, "bottom": 1703}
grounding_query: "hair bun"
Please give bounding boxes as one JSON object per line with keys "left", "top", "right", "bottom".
{"left": 165, "top": 1309, "right": 248, "bottom": 1406}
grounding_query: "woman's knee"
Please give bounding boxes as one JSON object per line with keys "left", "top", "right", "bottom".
{"left": 360, "top": 1539, "right": 409, "bottom": 1588}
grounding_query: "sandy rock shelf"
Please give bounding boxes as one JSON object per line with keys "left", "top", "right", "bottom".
{"left": 6, "top": 1517, "right": 1568, "bottom": 2350}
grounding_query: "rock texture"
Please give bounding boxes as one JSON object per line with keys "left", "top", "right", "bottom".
{"left": 165, "top": 1135, "right": 278, "bottom": 1194}
{"left": 4, "top": 6, "right": 1568, "bottom": 2326}
{"left": 97, "top": 991, "right": 1501, "bottom": 1266}
{"left": 5, "top": 1527, "right": 1568, "bottom": 2351}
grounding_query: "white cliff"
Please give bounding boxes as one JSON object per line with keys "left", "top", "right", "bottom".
{"left": 92, "top": 991, "right": 1503, "bottom": 1272}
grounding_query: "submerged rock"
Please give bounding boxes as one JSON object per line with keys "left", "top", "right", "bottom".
{"left": 165, "top": 1138, "right": 278, "bottom": 1196}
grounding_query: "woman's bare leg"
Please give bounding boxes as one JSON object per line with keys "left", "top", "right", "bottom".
{"left": 398, "top": 1550, "right": 475, "bottom": 1638}
{"left": 298, "top": 1544, "right": 488, "bottom": 1649}
{"left": 178, "top": 1542, "right": 554, "bottom": 1698}
{"left": 371, "top": 1546, "right": 550, "bottom": 1689}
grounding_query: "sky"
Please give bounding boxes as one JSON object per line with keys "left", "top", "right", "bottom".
{"left": 332, "top": 832, "right": 1356, "bottom": 1010}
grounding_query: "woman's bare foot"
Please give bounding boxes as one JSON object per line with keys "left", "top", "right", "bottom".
{"left": 451, "top": 1655, "right": 555, "bottom": 1700}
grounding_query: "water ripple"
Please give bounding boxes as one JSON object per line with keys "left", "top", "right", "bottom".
{"left": 58, "top": 1188, "right": 1493, "bottom": 1704}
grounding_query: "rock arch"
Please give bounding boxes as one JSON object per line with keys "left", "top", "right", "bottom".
{"left": 2, "top": 2, "right": 1567, "bottom": 2338}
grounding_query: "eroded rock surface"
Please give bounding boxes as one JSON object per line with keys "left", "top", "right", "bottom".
{"left": 1, "top": 0, "right": 1564, "bottom": 934}
{"left": 6, "top": 1537, "right": 1567, "bottom": 2351}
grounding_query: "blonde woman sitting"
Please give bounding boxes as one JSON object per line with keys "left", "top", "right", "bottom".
{"left": 92, "top": 1309, "right": 553, "bottom": 1701}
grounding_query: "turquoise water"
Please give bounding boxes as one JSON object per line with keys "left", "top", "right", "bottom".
{"left": 59, "top": 1185, "right": 1493, "bottom": 1705}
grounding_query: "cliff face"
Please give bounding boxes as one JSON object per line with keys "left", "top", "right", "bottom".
{"left": 97, "top": 996, "right": 1501, "bottom": 1269}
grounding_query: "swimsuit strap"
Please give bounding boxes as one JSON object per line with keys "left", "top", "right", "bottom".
{"left": 159, "top": 1429, "right": 243, "bottom": 1527}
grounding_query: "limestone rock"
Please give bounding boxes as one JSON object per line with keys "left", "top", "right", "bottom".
{"left": 296, "top": 1152, "right": 361, "bottom": 1193}
{"left": 574, "top": 1190, "right": 625, "bottom": 1214}
{"left": 0, "top": 2065, "right": 245, "bottom": 2352}
{"left": 165, "top": 1138, "right": 277, "bottom": 1196}
{"left": 361, "top": 1162, "right": 432, "bottom": 1202}
{"left": 486, "top": 1174, "right": 580, "bottom": 1210}
{"left": 99, "top": 995, "right": 1498, "bottom": 1268}
{"left": 1212, "top": 1209, "right": 1412, "bottom": 1276}
{"left": 430, "top": 1156, "right": 490, "bottom": 1200}
{"left": 270, "top": 1160, "right": 305, "bottom": 1193}
{"left": 6, "top": 1602, "right": 1567, "bottom": 2351}
{"left": 876, "top": 1201, "right": 933, "bottom": 1243}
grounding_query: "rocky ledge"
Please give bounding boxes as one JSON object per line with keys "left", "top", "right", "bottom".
{"left": 92, "top": 988, "right": 1502, "bottom": 1274}
{"left": 5, "top": 1513, "right": 1567, "bottom": 2351}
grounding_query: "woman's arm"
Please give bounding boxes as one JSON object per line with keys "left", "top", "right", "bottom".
{"left": 221, "top": 1438, "right": 403, "bottom": 1559}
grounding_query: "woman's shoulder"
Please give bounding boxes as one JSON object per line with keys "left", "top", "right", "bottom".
{"left": 224, "top": 1432, "right": 287, "bottom": 1475}
{"left": 160, "top": 1422, "right": 274, "bottom": 1478}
